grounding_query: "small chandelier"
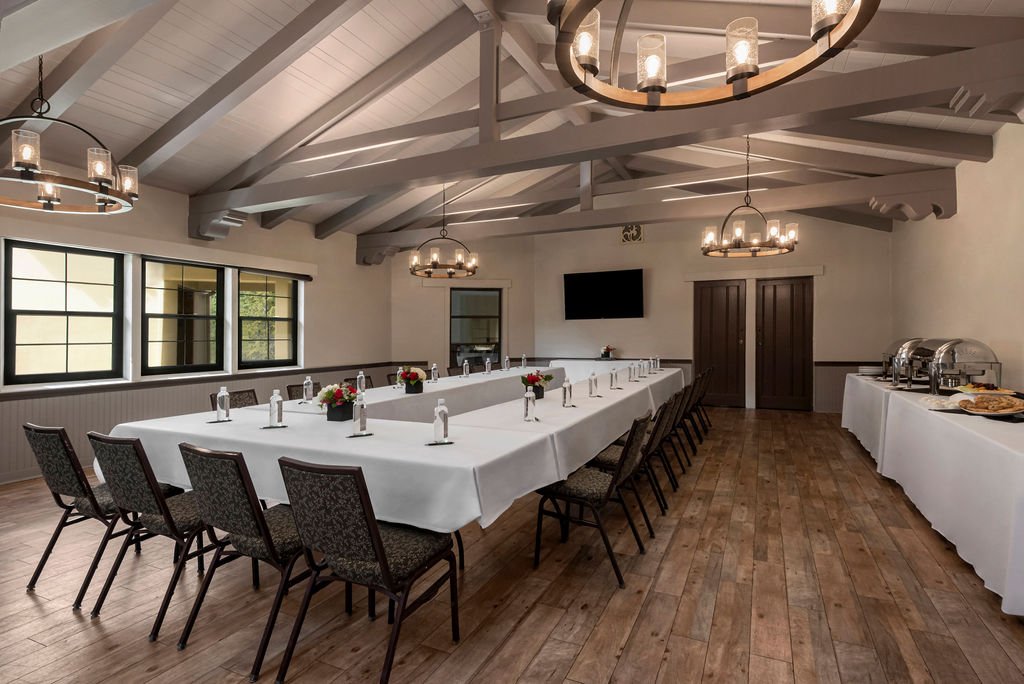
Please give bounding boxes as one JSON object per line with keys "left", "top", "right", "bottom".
{"left": 547, "top": 0, "right": 877, "bottom": 112}
{"left": 702, "top": 137, "right": 797, "bottom": 258}
{"left": 0, "top": 57, "right": 138, "bottom": 216}
{"left": 409, "top": 185, "right": 478, "bottom": 278}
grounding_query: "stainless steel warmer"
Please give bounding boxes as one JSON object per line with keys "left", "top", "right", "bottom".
{"left": 906, "top": 338, "right": 955, "bottom": 389}
{"left": 883, "top": 338, "right": 921, "bottom": 379}
{"left": 890, "top": 338, "right": 926, "bottom": 387}
{"left": 928, "top": 338, "right": 1002, "bottom": 394}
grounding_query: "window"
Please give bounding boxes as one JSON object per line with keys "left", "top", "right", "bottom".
{"left": 142, "top": 258, "right": 223, "bottom": 375}
{"left": 238, "top": 271, "right": 297, "bottom": 369}
{"left": 449, "top": 288, "right": 501, "bottom": 369}
{"left": 4, "top": 240, "right": 123, "bottom": 384}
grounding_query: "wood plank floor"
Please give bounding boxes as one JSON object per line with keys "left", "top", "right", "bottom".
{"left": 2, "top": 409, "right": 1024, "bottom": 683}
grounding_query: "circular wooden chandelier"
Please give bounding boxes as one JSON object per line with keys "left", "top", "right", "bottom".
{"left": 408, "top": 185, "right": 479, "bottom": 278}
{"left": 1, "top": 57, "right": 138, "bottom": 216}
{"left": 547, "top": 0, "right": 881, "bottom": 112}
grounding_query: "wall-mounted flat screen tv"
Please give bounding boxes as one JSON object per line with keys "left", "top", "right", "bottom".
{"left": 563, "top": 268, "right": 644, "bottom": 320}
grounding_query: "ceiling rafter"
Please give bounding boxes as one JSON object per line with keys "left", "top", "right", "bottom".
{"left": 5, "top": 0, "right": 175, "bottom": 131}
{"left": 124, "top": 0, "right": 374, "bottom": 177}
{"left": 787, "top": 120, "right": 993, "bottom": 162}
{"left": 189, "top": 37, "right": 1024, "bottom": 218}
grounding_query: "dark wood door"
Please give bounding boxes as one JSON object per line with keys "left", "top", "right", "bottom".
{"left": 756, "top": 277, "right": 814, "bottom": 411}
{"left": 693, "top": 279, "right": 746, "bottom": 407}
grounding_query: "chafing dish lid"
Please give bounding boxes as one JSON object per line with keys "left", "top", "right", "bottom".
{"left": 909, "top": 338, "right": 956, "bottom": 362}
{"left": 933, "top": 338, "right": 1000, "bottom": 366}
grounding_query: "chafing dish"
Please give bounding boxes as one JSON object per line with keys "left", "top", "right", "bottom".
{"left": 906, "top": 338, "right": 955, "bottom": 389}
{"left": 891, "top": 338, "right": 926, "bottom": 387}
{"left": 883, "top": 338, "right": 921, "bottom": 379}
{"left": 928, "top": 338, "right": 1002, "bottom": 394}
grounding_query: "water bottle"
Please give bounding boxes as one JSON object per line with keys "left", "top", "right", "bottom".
{"left": 431, "top": 363, "right": 439, "bottom": 383}
{"left": 562, "top": 379, "right": 572, "bottom": 407}
{"left": 302, "top": 376, "right": 314, "bottom": 402}
{"left": 503, "top": 355, "right": 510, "bottom": 371}
{"left": 356, "top": 371, "right": 366, "bottom": 393}
{"left": 610, "top": 370, "right": 617, "bottom": 390}
{"left": 353, "top": 390, "right": 367, "bottom": 434}
{"left": 524, "top": 387, "right": 536, "bottom": 421}
{"left": 485, "top": 357, "right": 492, "bottom": 374}
{"left": 268, "top": 389, "right": 283, "bottom": 427}
{"left": 521, "top": 353, "right": 527, "bottom": 368}
{"left": 434, "top": 399, "right": 449, "bottom": 442}
{"left": 395, "top": 366, "right": 403, "bottom": 388}
{"left": 655, "top": 356, "right": 661, "bottom": 371}
{"left": 589, "top": 371, "right": 596, "bottom": 397}
{"left": 463, "top": 359, "right": 470, "bottom": 377}
{"left": 216, "top": 386, "right": 230, "bottom": 420}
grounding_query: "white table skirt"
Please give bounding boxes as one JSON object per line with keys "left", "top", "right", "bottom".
{"left": 451, "top": 369, "right": 683, "bottom": 477}
{"left": 881, "top": 391, "right": 1024, "bottom": 614}
{"left": 549, "top": 358, "right": 649, "bottom": 384}
{"left": 246, "top": 366, "right": 566, "bottom": 423}
{"left": 841, "top": 374, "right": 896, "bottom": 471}
{"left": 107, "top": 410, "right": 558, "bottom": 533}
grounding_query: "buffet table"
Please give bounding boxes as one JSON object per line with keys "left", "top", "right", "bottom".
{"left": 880, "top": 391, "right": 1024, "bottom": 614}
{"left": 840, "top": 374, "right": 898, "bottom": 471}
{"left": 256, "top": 366, "right": 566, "bottom": 423}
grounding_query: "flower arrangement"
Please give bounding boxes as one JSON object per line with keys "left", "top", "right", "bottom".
{"left": 601, "top": 345, "right": 615, "bottom": 358}
{"left": 319, "top": 383, "right": 357, "bottom": 408}
{"left": 398, "top": 366, "right": 427, "bottom": 385}
{"left": 521, "top": 371, "right": 554, "bottom": 388}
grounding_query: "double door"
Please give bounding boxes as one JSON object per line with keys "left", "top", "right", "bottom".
{"left": 693, "top": 277, "right": 813, "bottom": 410}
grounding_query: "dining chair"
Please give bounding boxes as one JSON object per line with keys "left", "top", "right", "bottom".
{"left": 386, "top": 372, "right": 398, "bottom": 385}
{"left": 86, "top": 432, "right": 210, "bottom": 641}
{"left": 344, "top": 375, "right": 375, "bottom": 389}
{"left": 286, "top": 382, "right": 321, "bottom": 400}
{"left": 446, "top": 366, "right": 462, "bottom": 377}
{"left": 177, "top": 444, "right": 309, "bottom": 682}
{"left": 22, "top": 424, "right": 181, "bottom": 610}
{"left": 534, "top": 412, "right": 652, "bottom": 588}
{"left": 696, "top": 367, "right": 714, "bottom": 428}
{"left": 275, "top": 458, "right": 459, "bottom": 684}
{"left": 208, "top": 388, "right": 259, "bottom": 411}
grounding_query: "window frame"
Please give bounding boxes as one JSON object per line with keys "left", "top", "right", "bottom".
{"left": 3, "top": 239, "right": 125, "bottom": 385}
{"left": 449, "top": 287, "right": 503, "bottom": 368}
{"left": 140, "top": 257, "right": 224, "bottom": 376}
{"left": 236, "top": 271, "right": 299, "bottom": 370}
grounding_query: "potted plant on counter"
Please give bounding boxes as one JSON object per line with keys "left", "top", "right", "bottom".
{"left": 319, "top": 382, "right": 357, "bottom": 421}
{"left": 601, "top": 345, "right": 615, "bottom": 359}
{"left": 399, "top": 366, "right": 427, "bottom": 394}
{"left": 521, "top": 370, "right": 554, "bottom": 399}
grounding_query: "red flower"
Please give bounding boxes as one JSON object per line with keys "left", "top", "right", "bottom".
{"left": 334, "top": 388, "right": 343, "bottom": 399}
{"left": 346, "top": 384, "right": 356, "bottom": 394}
{"left": 527, "top": 373, "right": 540, "bottom": 384}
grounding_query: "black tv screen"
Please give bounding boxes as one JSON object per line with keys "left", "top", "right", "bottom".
{"left": 563, "top": 269, "right": 644, "bottom": 320}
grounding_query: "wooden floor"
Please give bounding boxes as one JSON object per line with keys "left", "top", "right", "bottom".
{"left": 2, "top": 409, "right": 1024, "bottom": 683}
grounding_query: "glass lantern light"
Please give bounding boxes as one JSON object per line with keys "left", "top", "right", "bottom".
{"left": 87, "top": 147, "right": 113, "bottom": 185}
{"left": 573, "top": 9, "right": 600, "bottom": 76}
{"left": 786, "top": 222, "right": 800, "bottom": 243}
{"left": 811, "top": 0, "right": 853, "bottom": 41}
{"left": 468, "top": 252, "right": 479, "bottom": 272}
{"left": 11, "top": 129, "right": 40, "bottom": 171}
{"left": 767, "top": 219, "right": 781, "bottom": 241}
{"left": 118, "top": 165, "right": 139, "bottom": 199}
{"left": 733, "top": 220, "right": 745, "bottom": 244}
{"left": 36, "top": 171, "right": 60, "bottom": 206}
{"left": 429, "top": 245, "right": 442, "bottom": 267}
{"left": 636, "top": 33, "right": 667, "bottom": 93}
{"left": 409, "top": 250, "right": 422, "bottom": 270}
{"left": 454, "top": 247, "right": 465, "bottom": 267}
{"left": 725, "top": 17, "right": 759, "bottom": 83}
{"left": 703, "top": 226, "right": 717, "bottom": 247}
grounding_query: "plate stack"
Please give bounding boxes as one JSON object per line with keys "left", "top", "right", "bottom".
{"left": 858, "top": 366, "right": 884, "bottom": 377}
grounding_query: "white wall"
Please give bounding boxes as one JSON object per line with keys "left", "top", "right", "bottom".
{"left": 892, "top": 125, "right": 1024, "bottom": 390}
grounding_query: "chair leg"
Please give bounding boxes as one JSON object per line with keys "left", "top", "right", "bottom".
{"left": 91, "top": 525, "right": 138, "bottom": 618}
{"left": 617, "top": 496, "right": 645, "bottom": 554}
{"left": 668, "top": 435, "right": 688, "bottom": 474}
{"left": 681, "top": 421, "right": 699, "bottom": 454}
{"left": 380, "top": 592, "right": 409, "bottom": 684}
{"left": 274, "top": 569, "right": 319, "bottom": 684}
{"left": 657, "top": 449, "right": 679, "bottom": 491}
{"left": 252, "top": 558, "right": 260, "bottom": 589}
{"left": 533, "top": 496, "right": 546, "bottom": 569}
{"left": 644, "top": 466, "right": 668, "bottom": 514}
{"left": 196, "top": 530, "right": 206, "bottom": 575}
{"left": 178, "top": 542, "right": 225, "bottom": 649}
{"left": 368, "top": 588, "right": 377, "bottom": 620}
{"left": 388, "top": 599, "right": 395, "bottom": 625}
{"left": 344, "top": 581, "right": 353, "bottom": 615}
{"left": 695, "top": 406, "right": 708, "bottom": 433}
{"left": 699, "top": 403, "right": 712, "bottom": 428}
{"left": 250, "top": 556, "right": 298, "bottom": 682}
{"left": 27, "top": 508, "right": 71, "bottom": 591}
{"left": 689, "top": 413, "right": 705, "bottom": 441}
{"left": 73, "top": 517, "right": 118, "bottom": 610}
{"left": 150, "top": 532, "right": 198, "bottom": 642}
{"left": 447, "top": 553, "right": 460, "bottom": 642}
{"left": 132, "top": 512, "right": 142, "bottom": 554}
{"left": 629, "top": 483, "right": 655, "bottom": 538}
{"left": 453, "top": 530, "right": 465, "bottom": 570}
{"left": 673, "top": 431, "right": 692, "bottom": 467}
{"left": 591, "top": 506, "right": 624, "bottom": 589}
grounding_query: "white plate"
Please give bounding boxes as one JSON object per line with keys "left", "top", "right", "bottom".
{"left": 961, "top": 406, "right": 1024, "bottom": 417}
{"left": 953, "top": 387, "right": 1017, "bottom": 395}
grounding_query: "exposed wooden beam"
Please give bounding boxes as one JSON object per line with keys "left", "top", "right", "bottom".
{"left": 911, "top": 105, "right": 1023, "bottom": 125}
{"left": 787, "top": 120, "right": 993, "bottom": 162}
{"left": 477, "top": 15, "right": 502, "bottom": 144}
{"left": 0, "top": 0, "right": 161, "bottom": 71}
{"left": 357, "top": 169, "right": 956, "bottom": 254}
{"left": 692, "top": 138, "right": 934, "bottom": 177}
{"left": 5, "top": 0, "right": 175, "bottom": 131}
{"left": 193, "top": 38, "right": 1023, "bottom": 218}
{"left": 794, "top": 207, "right": 892, "bottom": 232}
{"left": 498, "top": 0, "right": 1024, "bottom": 56}
{"left": 123, "top": 0, "right": 372, "bottom": 177}
{"left": 203, "top": 7, "right": 479, "bottom": 194}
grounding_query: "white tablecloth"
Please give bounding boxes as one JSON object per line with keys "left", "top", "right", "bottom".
{"left": 881, "top": 391, "right": 1024, "bottom": 614}
{"left": 841, "top": 374, "right": 897, "bottom": 471}
{"left": 451, "top": 369, "right": 683, "bottom": 477}
{"left": 549, "top": 358, "right": 650, "bottom": 384}
{"left": 107, "top": 409, "right": 558, "bottom": 533}
{"left": 248, "top": 366, "right": 566, "bottom": 423}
